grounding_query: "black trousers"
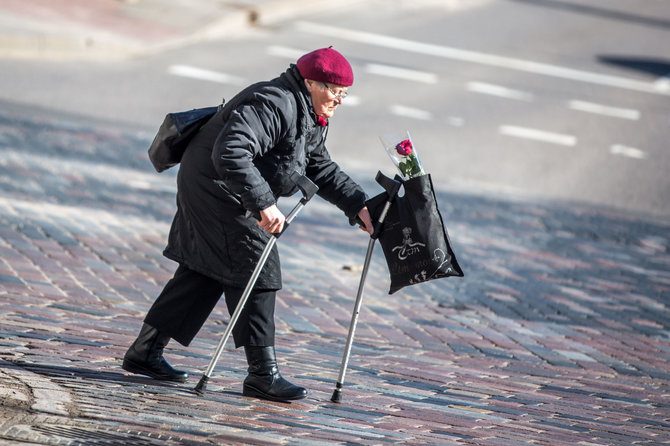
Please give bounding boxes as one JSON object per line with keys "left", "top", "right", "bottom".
{"left": 144, "top": 264, "right": 276, "bottom": 348}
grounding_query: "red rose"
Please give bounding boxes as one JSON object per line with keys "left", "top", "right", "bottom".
{"left": 395, "top": 139, "right": 413, "bottom": 156}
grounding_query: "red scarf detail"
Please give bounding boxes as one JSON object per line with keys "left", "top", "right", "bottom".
{"left": 316, "top": 116, "right": 328, "bottom": 127}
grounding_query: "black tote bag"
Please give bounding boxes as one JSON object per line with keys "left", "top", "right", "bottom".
{"left": 148, "top": 105, "right": 220, "bottom": 173}
{"left": 367, "top": 173, "right": 464, "bottom": 294}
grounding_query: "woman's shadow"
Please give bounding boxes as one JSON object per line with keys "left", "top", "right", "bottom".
{"left": 1, "top": 360, "right": 220, "bottom": 398}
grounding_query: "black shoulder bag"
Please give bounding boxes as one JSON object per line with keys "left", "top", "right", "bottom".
{"left": 148, "top": 100, "right": 224, "bottom": 172}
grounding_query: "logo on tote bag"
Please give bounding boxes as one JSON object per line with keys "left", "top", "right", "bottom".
{"left": 391, "top": 227, "right": 426, "bottom": 260}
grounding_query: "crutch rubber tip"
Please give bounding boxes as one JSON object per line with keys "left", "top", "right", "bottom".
{"left": 194, "top": 375, "right": 209, "bottom": 396}
{"left": 330, "top": 383, "right": 343, "bottom": 403}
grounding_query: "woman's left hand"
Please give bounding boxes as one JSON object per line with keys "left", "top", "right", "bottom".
{"left": 357, "top": 207, "right": 373, "bottom": 235}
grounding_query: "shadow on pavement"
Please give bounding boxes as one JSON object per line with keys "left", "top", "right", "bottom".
{"left": 7, "top": 359, "right": 162, "bottom": 384}
{"left": 597, "top": 55, "right": 670, "bottom": 78}
{"left": 430, "top": 186, "right": 670, "bottom": 339}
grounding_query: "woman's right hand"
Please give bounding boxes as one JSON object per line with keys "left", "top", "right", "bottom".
{"left": 258, "top": 204, "right": 285, "bottom": 234}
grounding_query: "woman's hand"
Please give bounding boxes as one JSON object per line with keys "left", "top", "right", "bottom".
{"left": 258, "top": 204, "right": 285, "bottom": 234}
{"left": 357, "top": 206, "right": 373, "bottom": 235}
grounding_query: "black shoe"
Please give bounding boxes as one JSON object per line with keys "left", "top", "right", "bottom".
{"left": 243, "top": 346, "right": 307, "bottom": 402}
{"left": 122, "top": 323, "right": 188, "bottom": 383}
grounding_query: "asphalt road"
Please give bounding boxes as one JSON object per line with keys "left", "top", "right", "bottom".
{"left": 1, "top": 0, "right": 668, "bottom": 220}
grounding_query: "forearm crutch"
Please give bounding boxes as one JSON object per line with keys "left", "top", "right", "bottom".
{"left": 194, "top": 172, "right": 318, "bottom": 396}
{"left": 331, "top": 172, "right": 401, "bottom": 403}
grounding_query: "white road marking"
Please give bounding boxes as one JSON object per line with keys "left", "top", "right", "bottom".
{"left": 390, "top": 104, "right": 433, "bottom": 120}
{"left": 341, "top": 95, "right": 361, "bottom": 106}
{"left": 266, "top": 45, "right": 305, "bottom": 59}
{"left": 365, "top": 63, "right": 438, "bottom": 84}
{"left": 268, "top": 46, "right": 439, "bottom": 85}
{"left": 295, "top": 21, "right": 669, "bottom": 96}
{"left": 499, "top": 125, "right": 577, "bottom": 146}
{"left": 654, "top": 73, "right": 670, "bottom": 92}
{"left": 610, "top": 144, "right": 646, "bottom": 159}
{"left": 466, "top": 81, "right": 534, "bottom": 101}
{"left": 446, "top": 116, "right": 465, "bottom": 127}
{"left": 568, "top": 100, "right": 640, "bottom": 120}
{"left": 167, "top": 65, "right": 246, "bottom": 85}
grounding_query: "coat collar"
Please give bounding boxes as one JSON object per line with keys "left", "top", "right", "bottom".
{"left": 279, "top": 65, "right": 325, "bottom": 133}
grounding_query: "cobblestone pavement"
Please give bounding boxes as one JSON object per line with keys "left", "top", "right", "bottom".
{"left": 1, "top": 104, "right": 669, "bottom": 446}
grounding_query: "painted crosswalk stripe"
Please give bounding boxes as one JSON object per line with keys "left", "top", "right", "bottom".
{"left": 568, "top": 100, "right": 640, "bottom": 120}
{"left": 390, "top": 105, "right": 433, "bottom": 120}
{"left": 499, "top": 125, "right": 577, "bottom": 146}
{"left": 610, "top": 145, "right": 646, "bottom": 159}
{"left": 466, "top": 82, "right": 534, "bottom": 101}
{"left": 167, "top": 65, "right": 246, "bottom": 85}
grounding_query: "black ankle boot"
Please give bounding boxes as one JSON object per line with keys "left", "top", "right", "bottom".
{"left": 243, "top": 346, "right": 307, "bottom": 402}
{"left": 122, "top": 323, "right": 188, "bottom": 382}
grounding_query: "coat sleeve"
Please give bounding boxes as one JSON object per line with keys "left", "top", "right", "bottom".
{"left": 211, "top": 90, "right": 293, "bottom": 212}
{"left": 306, "top": 143, "right": 368, "bottom": 224}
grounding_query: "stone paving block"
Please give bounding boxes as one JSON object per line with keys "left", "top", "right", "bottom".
{"left": 2, "top": 111, "right": 670, "bottom": 444}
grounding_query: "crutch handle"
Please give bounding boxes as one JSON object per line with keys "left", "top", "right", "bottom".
{"left": 245, "top": 172, "right": 318, "bottom": 236}
{"left": 371, "top": 171, "right": 402, "bottom": 240}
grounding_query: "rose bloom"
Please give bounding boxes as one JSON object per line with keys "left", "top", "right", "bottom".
{"left": 396, "top": 139, "right": 413, "bottom": 156}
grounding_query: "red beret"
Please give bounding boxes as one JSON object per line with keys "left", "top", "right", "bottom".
{"left": 296, "top": 47, "right": 354, "bottom": 87}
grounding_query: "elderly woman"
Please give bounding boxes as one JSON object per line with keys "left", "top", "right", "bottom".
{"left": 122, "top": 47, "right": 372, "bottom": 402}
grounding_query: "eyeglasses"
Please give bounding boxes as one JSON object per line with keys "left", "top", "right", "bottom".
{"left": 321, "top": 82, "right": 348, "bottom": 101}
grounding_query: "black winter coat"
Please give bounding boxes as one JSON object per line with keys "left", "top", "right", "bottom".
{"left": 163, "top": 65, "right": 367, "bottom": 289}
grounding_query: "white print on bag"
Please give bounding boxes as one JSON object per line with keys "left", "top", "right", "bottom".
{"left": 408, "top": 248, "right": 455, "bottom": 285}
{"left": 392, "top": 227, "right": 426, "bottom": 260}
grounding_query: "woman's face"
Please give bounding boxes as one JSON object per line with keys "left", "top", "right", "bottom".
{"left": 305, "top": 79, "right": 348, "bottom": 120}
